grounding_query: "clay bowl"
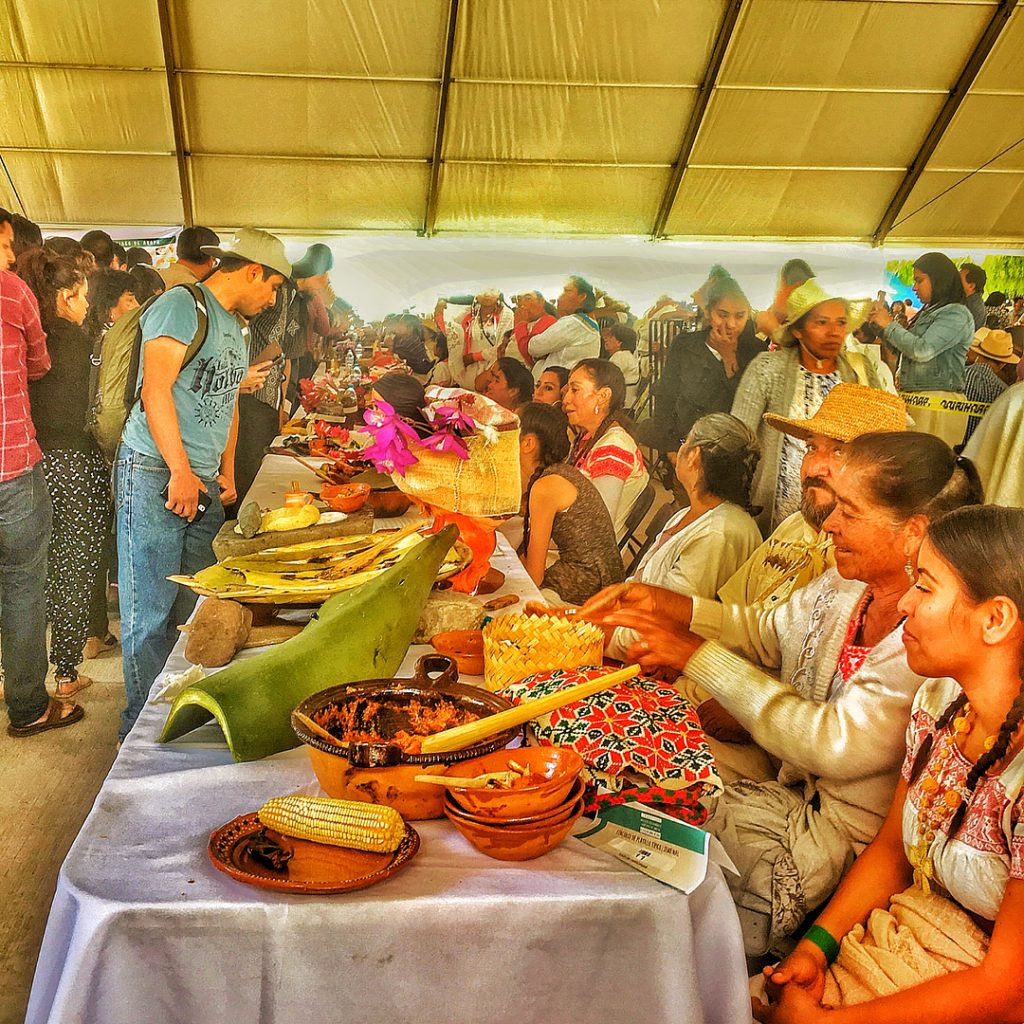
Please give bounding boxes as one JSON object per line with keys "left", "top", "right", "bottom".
{"left": 444, "top": 795, "right": 585, "bottom": 861}
{"left": 430, "top": 629, "right": 484, "bottom": 676}
{"left": 443, "top": 746, "right": 584, "bottom": 820}
{"left": 367, "top": 487, "right": 412, "bottom": 518}
{"left": 320, "top": 482, "right": 370, "bottom": 513}
{"left": 443, "top": 777, "right": 584, "bottom": 828}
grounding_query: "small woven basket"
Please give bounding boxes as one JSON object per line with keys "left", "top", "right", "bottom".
{"left": 482, "top": 614, "right": 605, "bottom": 692}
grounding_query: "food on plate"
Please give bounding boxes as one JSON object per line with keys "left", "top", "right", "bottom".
{"left": 183, "top": 597, "right": 253, "bottom": 667}
{"left": 259, "top": 796, "right": 406, "bottom": 853}
{"left": 159, "top": 526, "right": 460, "bottom": 762}
{"left": 320, "top": 482, "right": 370, "bottom": 513}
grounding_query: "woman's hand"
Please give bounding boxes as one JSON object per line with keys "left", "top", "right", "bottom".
{"left": 578, "top": 582, "right": 693, "bottom": 629}
{"left": 697, "top": 699, "right": 751, "bottom": 744}
{"left": 868, "top": 302, "right": 893, "bottom": 329}
{"left": 609, "top": 609, "right": 704, "bottom": 674}
{"left": 752, "top": 981, "right": 829, "bottom": 1024}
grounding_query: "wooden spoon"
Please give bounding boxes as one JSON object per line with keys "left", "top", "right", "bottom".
{"left": 419, "top": 663, "right": 640, "bottom": 755}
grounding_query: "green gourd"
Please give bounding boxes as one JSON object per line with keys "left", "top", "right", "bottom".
{"left": 158, "top": 525, "right": 458, "bottom": 761}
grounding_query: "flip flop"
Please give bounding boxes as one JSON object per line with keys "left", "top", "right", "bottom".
{"left": 7, "top": 698, "right": 84, "bottom": 738}
{"left": 55, "top": 673, "right": 94, "bottom": 700}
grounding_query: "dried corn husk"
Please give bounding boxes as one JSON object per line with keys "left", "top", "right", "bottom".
{"left": 482, "top": 614, "right": 605, "bottom": 692}
{"left": 169, "top": 525, "right": 470, "bottom": 604}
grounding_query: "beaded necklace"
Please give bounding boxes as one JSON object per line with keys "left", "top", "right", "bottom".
{"left": 908, "top": 703, "right": 997, "bottom": 895}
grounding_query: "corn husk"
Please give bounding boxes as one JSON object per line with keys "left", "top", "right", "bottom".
{"left": 169, "top": 525, "right": 470, "bottom": 604}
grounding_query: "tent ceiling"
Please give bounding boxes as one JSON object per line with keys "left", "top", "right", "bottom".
{"left": 1, "top": 0, "right": 1021, "bottom": 245}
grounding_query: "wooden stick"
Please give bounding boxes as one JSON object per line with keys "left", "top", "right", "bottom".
{"left": 293, "top": 710, "right": 346, "bottom": 748}
{"left": 413, "top": 771, "right": 517, "bottom": 789}
{"left": 419, "top": 663, "right": 640, "bottom": 755}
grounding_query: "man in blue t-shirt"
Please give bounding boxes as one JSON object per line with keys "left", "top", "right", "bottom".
{"left": 115, "top": 228, "right": 290, "bottom": 741}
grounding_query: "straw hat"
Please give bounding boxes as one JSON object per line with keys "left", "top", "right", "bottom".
{"left": 777, "top": 279, "right": 872, "bottom": 347}
{"left": 969, "top": 327, "right": 1019, "bottom": 364}
{"left": 202, "top": 227, "right": 292, "bottom": 280}
{"left": 763, "top": 383, "right": 907, "bottom": 443}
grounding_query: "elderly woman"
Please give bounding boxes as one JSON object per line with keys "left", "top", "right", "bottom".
{"left": 606, "top": 413, "right": 762, "bottom": 661}
{"left": 868, "top": 252, "right": 974, "bottom": 448}
{"left": 563, "top": 358, "right": 649, "bottom": 540}
{"left": 639, "top": 266, "right": 766, "bottom": 458}
{"left": 757, "top": 506, "right": 1024, "bottom": 1024}
{"left": 589, "top": 432, "right": 983, "bottom": 956}
{"left": 528, "top": 276, "right": 601, "bottom": 376}
{"left": 732, "top": 279, "right": 887, "bottom": 532}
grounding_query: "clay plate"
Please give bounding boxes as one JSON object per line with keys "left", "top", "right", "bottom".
{"left": 208, "top": 812, "right": 420, "bottom": 894}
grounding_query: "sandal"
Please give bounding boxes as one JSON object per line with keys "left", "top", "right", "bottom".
{"left": 55, "top": 673, "right": 94, "bottom": 700}
{"left": 83, "top": 634, "right": 118, "bottom": 660}
{"left": 8, "top": 698, "right": 84, "bottom": 737}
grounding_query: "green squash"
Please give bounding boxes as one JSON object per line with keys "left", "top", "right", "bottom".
{"left": 158, "top": 525, "right": 458, "bottom": 761}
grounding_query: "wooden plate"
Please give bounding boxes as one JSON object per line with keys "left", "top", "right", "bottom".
{"left": 208, "top": 813, "right": 420, "bottom": 894}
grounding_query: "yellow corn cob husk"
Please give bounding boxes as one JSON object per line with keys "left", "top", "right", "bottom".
{"left": 258, "top": 796, "right": 406, "bottom": 853}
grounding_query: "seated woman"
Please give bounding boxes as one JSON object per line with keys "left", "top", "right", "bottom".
{"left": 563, "top": 358, "right": 649, "bottom": 540}
{"left": 482, "top": 356, "right": 535, "bottom": 411}
{"left": 606, "top": 413, "right": 762, "bottom": 661}
{"left": 518, "top": 402, "right": 624, "bottom": 606}
{"left": 588, "top": 432, "right": 983, "bottom": 956}
{"left": 756, "top": 505, "right": 1024, "bottom": 1024}
{"left": 534, "top": 365, "right": 568, "bottom": 405}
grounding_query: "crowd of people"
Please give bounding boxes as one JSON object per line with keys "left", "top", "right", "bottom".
{"left": 3, "top": 207, "right": 1024, "bottom": 1021}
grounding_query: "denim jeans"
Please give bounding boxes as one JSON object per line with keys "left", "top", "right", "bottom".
{"left": 0, "top": 463, "right": 53, "bottom": 727}
{"left": 114, "top": 445, "right": 224, "bottom": 741}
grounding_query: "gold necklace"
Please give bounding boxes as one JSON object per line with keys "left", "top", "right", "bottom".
{"left": 909, "top": 704, "right": 997, "bottom": 895}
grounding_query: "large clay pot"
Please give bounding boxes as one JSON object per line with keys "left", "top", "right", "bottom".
{"left": 292, "top": 655, "right": 518, "bottom": 819}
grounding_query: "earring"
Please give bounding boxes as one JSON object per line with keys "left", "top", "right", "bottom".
{"left": 904, "top": 558, "right": 914, "bottom": 582}
{"left": 594, "top": 405, "right": 601, "bottom": 415}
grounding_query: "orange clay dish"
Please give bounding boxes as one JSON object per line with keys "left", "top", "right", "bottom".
{"left": 415, "top": 759, "right": 537, "bottom": 790}
{"left": 315, "top": 698, "right": 480, "bottom": 755}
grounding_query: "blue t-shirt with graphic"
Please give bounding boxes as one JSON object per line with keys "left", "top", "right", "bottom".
{"left": 122, "top": 284, "right": 246, "bottom": 477}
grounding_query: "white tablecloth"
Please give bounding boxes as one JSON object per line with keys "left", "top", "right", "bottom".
{"left": 26, "top": 451, "right": 750, "bottom": 1024}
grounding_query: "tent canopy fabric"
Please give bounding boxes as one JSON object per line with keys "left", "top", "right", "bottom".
{"left": 1, "top": 0, "right": 1022, "bottom": 245}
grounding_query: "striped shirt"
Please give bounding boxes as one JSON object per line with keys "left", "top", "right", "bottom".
{"left": 0, "top": 270, "right": 50, "bottom": 481}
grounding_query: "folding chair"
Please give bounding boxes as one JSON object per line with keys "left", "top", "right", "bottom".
{"left": 617, "top": 480, "right": 657, "bottom": 562}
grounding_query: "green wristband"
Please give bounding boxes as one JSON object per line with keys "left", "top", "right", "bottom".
{"left": 803, "top": 924, "right": 840, "bottom": 965}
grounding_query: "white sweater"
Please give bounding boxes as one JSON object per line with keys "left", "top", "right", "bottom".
{"left": 606, "top": 503, "right": 761, "bottom": 661}
{"left": 529, "top": 314, "right": 600, "bottom": 377}
{"left": 686, "top": 569, "right": 927, "bottom": 846}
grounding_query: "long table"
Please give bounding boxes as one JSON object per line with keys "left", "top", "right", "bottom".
{"left": 26, "top": 449, "right": 750, "bottom": 1024}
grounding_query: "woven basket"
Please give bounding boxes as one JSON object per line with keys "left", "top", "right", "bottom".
{"left": 482, "top": 614, "right": 605, "bottom": 692}
{"left": 394, "top": 427, "right": 521, "bottom": 517}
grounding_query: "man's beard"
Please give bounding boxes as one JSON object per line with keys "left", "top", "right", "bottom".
{"left": 800, "top": 477, "right": 835, "bottom": 530}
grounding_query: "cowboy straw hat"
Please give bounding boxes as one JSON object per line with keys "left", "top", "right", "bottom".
{"left": 763, "top": 382, "right": 907, "bottom": 443}
{"left": 776, "top": 279, "right": 872, "bottom": 347}
{"left": 202, "top": 227, "right": 292, "bottom": 280}
{"left": 970, "top": 327, "right": 1019, "bottom": 365}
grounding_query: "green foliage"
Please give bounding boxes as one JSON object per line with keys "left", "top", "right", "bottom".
{"left": 886, "top": 255, "right": 1024, "bottom": 295}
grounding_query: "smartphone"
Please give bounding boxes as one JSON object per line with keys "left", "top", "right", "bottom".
{"left": 162, "top": 482, "right": 211, "bottom": 522}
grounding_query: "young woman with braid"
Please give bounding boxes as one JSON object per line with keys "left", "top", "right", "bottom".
{"left": 517, "top": 402, "right": 623, "bottom": 606}
{"left": 562, "top": 358, "right": 648, "bottom": 540}
{"left": 756, "top": 505, "right": 1024, "bottom": 1024}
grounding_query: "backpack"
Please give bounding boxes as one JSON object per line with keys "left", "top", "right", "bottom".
{"left": 86, "top": 282, "right": 209, "bottom": 464}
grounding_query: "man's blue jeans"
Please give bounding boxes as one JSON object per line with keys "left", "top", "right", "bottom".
{"left": 114, "top": 446, "right": 224, "bottom": 741}
{"left": 0, "top": 463, "right": 53, "bottom": 728}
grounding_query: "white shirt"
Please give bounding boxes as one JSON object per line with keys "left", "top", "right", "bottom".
{"left": 529, "top": 314, "right": 600, "bottom": 377}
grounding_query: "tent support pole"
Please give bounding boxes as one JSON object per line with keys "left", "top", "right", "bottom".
{"left": 872, "top": 0, "right": 1018, "bottom": 245}
{"left": 422, "top": 0, "right": 460, "bottom": 238}
{"left": 156, "top": 0, "right": 194, "bottom": 228}
{"left": 649, "top": 0, "right": 744, "bottom": 241}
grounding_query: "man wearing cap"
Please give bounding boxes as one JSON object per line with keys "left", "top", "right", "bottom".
{"left": 962, "top": 327, "right": 1017, "bottom": 446}
{"left": 116, "top": 227, "right": 289, "bottom": 740}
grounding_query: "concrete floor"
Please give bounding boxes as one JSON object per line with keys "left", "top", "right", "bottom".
{"left": 0, "top": 638, "right": 123, "bottom": 1024}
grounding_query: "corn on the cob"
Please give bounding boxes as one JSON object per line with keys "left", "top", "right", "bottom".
{"left": 258, "top": 796, "right": 405, "bottom": 853}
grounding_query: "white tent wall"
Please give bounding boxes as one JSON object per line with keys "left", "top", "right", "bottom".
{"left": 2, "top": 0, "right": 1022, "bottom": 246}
